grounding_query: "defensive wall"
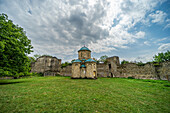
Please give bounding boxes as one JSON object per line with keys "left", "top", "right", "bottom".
{"left": 31, "top": 56, "right": 170, "bottom": 80}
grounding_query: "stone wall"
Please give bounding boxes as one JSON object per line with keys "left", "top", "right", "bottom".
{"left": 117, "top": 62, "right": 170, "bottom": 80}
{"left": 97, "top": 63, "right": 108, "bottom": 77}
{"left": 31, "top": 55, "right": 170, "bottom": 80}
{"left": 31, "top": 56, "right": 61, "bottom": 75}
{"left": 60, "top": 65, "right": 72, "bottom": 76}
{"left": 117, "top": 63, "right": 157, "bottom": 79}
{"left": 97, "top": 56, "right": 120, "bottom": 77}
{"left": 96, "top": 57, "right": 170, "bottom": 80}
{"left": 156, "top": 62, "right": 170, "bottom": 80}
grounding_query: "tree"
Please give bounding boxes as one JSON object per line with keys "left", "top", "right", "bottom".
{"left": 99, "top": 55, "right": 108, "bottom": 63}
{"left": 61, "top": 62, "right": 72, "bottom": 68}
{"left": 153, "top": 50, "right": 170, "bottom": 63}
{"left": 34, "top": 54, "right": 41, "bottom": 60}
{"left": 0, "top": 13, "right": 33, "bottom": 77}
{"left": 121, "top": 60, "right": 129, "bottom": 64}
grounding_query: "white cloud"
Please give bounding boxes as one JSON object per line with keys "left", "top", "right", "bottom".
{"left": 0, "top": 0, "right": 167, "bottom": 62}
{"left": 158, "top": 43, "right": 170, "bottom": 52}
{"left": 144, "top": 41, "right": 150, "bottom": 46}
{"left": 163, "top": 19, "right": 170, "bottom": 29}
{"left": 120, "top": 54, "right": 155, "bottom": 63}
{"left": 149, "top": 10, "right": 167, "bottom": 24}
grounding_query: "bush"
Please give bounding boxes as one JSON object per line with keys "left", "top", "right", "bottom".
{"left": 121, "top": 60, "right": 129, "bottom": 65}
{"left": 136, "top": 62, "right": 145, "bottom": 66}
{"left": 127, "top": 77, "right": 135, "bottom": 79}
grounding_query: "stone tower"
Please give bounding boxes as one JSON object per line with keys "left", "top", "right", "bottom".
{"left": 106, "top": 56, "right": 120, "bottom": 77}
{"left": 72, "top": 46, "right": 97, "bottom": 79}
{"left": 78, "top": 46, "right": 91, "bottom": 60}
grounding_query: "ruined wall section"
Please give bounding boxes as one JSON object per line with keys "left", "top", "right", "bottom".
{"left": 157, "top": 62, "right": 170, "bottom": 80}
{"left": 60, "top": 65, "right": 72, "bottom": 76}
{"left": 31, "top": 56, "right": 61, "bottom": 74}
{"left": 97, "top": 56, "right": 120, "bottom": 77}
{"left": 97, "top": 63, "right": 108, "bottom": 77}
{"left": 106, "top": 56, "right": 120, "bottom": 77}
{"left": 118, "top": 63, "right": 157, "bottom": 79}
{"left": 96, "top": 56, "right": 169, "bottom": 80}
{"left": 117, "top": 62, "right": 170, "bottom": 80}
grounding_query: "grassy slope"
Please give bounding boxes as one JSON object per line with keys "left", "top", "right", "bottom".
{"left": 0, "top": 77, "right": 169, "bottom": 113}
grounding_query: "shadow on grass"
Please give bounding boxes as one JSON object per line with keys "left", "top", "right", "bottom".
{"left": 0, "top": 81, "right": 27, "bottom": 85}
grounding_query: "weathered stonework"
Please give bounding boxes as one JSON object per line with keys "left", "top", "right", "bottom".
{"left": 30, "top": 49, "right": 170, "bottom": 81}
{"left": 31, "top": 56, "right": 61, "bottom": 76}
{"left": 60, "top": 65, "right": 72, "bottom": 76}
{"left": 78, "top": 50, "right": 91, "bottom": 60}
{"left": 71, "top": 46, "right": 97, "bottom": 79}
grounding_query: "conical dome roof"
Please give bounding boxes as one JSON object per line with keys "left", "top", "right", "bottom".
{"left": 78, "top": 46, "right": 91, "bottom": 51}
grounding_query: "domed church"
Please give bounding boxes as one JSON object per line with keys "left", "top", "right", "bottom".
{"left": 72, "top": 46, "right": 97, "bottom": 79}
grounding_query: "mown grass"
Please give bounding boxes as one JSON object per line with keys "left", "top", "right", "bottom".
{"left": 0, "top": 76, "right": 170, "bottom": 113}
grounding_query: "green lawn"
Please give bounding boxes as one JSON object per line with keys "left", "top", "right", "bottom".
{"left": 0, "top": 76, "right": 170, "bottom": 113}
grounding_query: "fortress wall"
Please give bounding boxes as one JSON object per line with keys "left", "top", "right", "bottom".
{"left": 118, "top": 62, "right": 170, "bottom": 80}
{"left": 157, "top": 62, "right": 170, "bottom": 80}
{"left": 60, "top": 65, "right": 72, "bottom": 76}
{"left": 31, "top": 55, "right": 170, "bottom": 80}
{"left": 31, "top": 56, "right": 61, "bottom": 74}
{"left": 97, "top": 63, "right": 108, "bottom": 77}
{"left": 118, "top": 63, "right": 157, "bottom": 79}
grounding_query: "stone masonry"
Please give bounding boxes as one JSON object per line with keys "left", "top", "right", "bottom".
{"left": 31, "top": 49, "right": 170, "bottom": 80}
{"left": 31, "top": 56, "right": 61, "bottom": 76}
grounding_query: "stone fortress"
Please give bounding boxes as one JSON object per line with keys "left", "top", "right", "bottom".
{"left": 31, "top": 46, "right": 170, "bottom": 80}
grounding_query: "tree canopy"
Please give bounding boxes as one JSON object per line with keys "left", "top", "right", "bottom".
{"left": 121, "top": 60, "right": 129, "bottom": 64}
{"left": 99, "top": 55, "right": 108, "bottom": 63}
{"left": 153, "top": 50, "right": 170, "bottom": 63}
{"left": 0, "top": 13, "right": 33, "bottom": 77}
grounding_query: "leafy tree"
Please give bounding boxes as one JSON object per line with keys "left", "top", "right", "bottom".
{"left": 61, "top": 62, "right": 72, "bottom": 68}
{"left": 121, "top": 60, "right": 129, "bottom": 64}
{"left": 28, "top": 57, "right": 36, "bottom": 63}
{"left": 34, "top": 54, "right": 41, "bottom": 60}
{"left": 0, "top": 13, "right": 33, "bottom": 77}
{"left": 153, "top": 50, "right": 170, "bottom": 63}
{"left": 93, "top": 58, "right": 99, "bottom": 63}
{"left": 99, "top": 55, "right": 108, "bottom": 62}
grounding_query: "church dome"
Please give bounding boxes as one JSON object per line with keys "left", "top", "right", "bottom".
{"left": 78, "top": 46, "right": 91, "bottom": 51}
{"left": 80, "top": 64, "right": 86, "bottom": 68}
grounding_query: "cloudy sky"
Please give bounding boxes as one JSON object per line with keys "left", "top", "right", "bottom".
{"left": 0, "top": 0, "right": 170, "bottom": 62}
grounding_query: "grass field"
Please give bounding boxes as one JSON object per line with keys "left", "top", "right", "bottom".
{"left": 0, "top": 76, "right": 170, "bottom": 113}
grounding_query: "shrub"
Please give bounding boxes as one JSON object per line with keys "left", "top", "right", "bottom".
{"left": 136, "top": 62, "right": 145, "bottom": 66}
{"left": 121, "top": 60, "right": 129, "bottom": 65}
{"left": 127, "top": 77, "right": 135, "bottom": 79}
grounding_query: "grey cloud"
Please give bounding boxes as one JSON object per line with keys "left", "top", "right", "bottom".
{"left": 0, "top": 0, "right": 167, "bottom": 62}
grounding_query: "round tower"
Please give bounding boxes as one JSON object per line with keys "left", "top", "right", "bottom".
{"left": 78, "top": 46, "right": 91, "bottom": 60}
